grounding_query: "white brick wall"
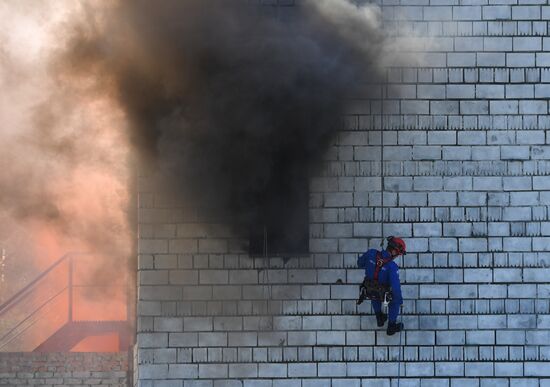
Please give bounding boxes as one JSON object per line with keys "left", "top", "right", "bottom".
{"left": 136, "top": 0, "right": 550, "bottom": 385}
{"left": 0, "top": 353, "right": 129, "bottom": 386}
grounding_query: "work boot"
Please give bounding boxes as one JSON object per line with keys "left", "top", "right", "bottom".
{"left": 386, "top": 321, "right": 404, "bottom": 336}
{"left": 375, "top": 312, "right": 387, "bottom": 327}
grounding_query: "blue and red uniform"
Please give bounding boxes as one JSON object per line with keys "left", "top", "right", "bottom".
{"left": 357, "top": 248, "right": 403, "bottom": 323}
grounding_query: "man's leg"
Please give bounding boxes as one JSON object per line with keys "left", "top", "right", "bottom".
{"left": 372, "top": 300, "right": 387, "bottom": 327}
{"left": 372, "top": 300, "right": 382, "bottom": 314}
{"left": 388, "top": 301, "right": 400, "bottom": 322}
{"left": 387, "top": 301, "right": 403, "bottom": 335}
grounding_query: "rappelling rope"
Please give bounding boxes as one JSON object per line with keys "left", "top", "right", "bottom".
{"left": 379, "top": 75, "right": 403, "bottom": 387}
{"left": 260, "top": 225, "right": 271, "bottom": 328}
{"left": 379, "top": 127, "right": 387, "bottom": 316}
{"left": 397, "top": 306, "right": 403, "bottom": 387}
{"left": 380, "top": 78, "right": 386, "bottom": 299}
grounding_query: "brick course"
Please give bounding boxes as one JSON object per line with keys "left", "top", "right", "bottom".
{"left": 0, "top": 352, "right": 129, "bottom": 386}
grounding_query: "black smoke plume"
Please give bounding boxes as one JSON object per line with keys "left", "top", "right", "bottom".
{"left": 64, "top": 0, "right": 387, "bottom": 252}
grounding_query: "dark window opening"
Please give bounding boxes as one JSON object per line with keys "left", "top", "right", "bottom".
{"left": 249, "top": 166, "right": 309, "bottom": 257}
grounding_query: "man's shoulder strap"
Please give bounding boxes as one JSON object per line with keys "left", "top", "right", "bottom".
{"left": 373, "top": 251, "right": 394, "bottom": 281}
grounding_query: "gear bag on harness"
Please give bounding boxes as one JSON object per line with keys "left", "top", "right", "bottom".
{"left": 357, "top": 251, "right": 394, "bottom": 305}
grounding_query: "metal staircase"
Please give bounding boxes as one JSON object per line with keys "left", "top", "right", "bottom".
{"left": 0, "top": 253, "right": 131, "bottom": 352}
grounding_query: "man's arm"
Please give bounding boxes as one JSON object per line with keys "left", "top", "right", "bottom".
{"left": 357, "top": 252, "right": 367, "bottom": 268}
{"left": 389, "top": 264, "right": 403, "bottom": 304}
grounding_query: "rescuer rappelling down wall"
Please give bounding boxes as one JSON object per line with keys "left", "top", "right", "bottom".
{"left": 357, "top": 236, "right": 406, "bottom": 336}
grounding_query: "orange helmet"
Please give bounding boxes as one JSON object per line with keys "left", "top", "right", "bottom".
{"left": 387, "top": 236, "right": 406, "bottom": 255}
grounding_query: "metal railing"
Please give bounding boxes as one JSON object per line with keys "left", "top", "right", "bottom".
{"left": 0, "top": 253, "right": 128, "bottom": 352}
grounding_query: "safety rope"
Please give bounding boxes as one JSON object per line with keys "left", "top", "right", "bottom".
{"left": 380, "top": 94, "right": 385, "bottom": 251}
{"left": 379, "top": 72, "right": 403, "bottom": 387}
{"left": 397, "top": 306, "right": 403, "bottom": 387}
{"left": 260, "top": 225, "right": 271, "bottom": 330}
{"left": 380, "top": 76, "right": 386, "bottom": 308}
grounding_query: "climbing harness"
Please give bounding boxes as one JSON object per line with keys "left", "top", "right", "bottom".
{"left": 356, "top": 251, "right": 394, "bottom": 305}
{"left": 382, "top": 291, "right": 391, "bottom": 313}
